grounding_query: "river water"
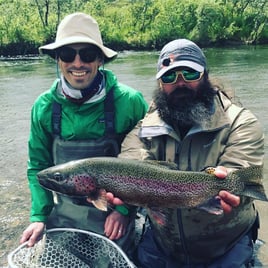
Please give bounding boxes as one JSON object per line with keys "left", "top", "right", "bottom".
{"left": 0, "top": 45, "right": 268, "bottom": 267}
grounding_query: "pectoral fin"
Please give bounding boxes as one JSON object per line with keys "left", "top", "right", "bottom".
{"left": 197, "top": 196, "right": 223, "bottom": 215}
{"left": 90, "top": 189, "right": 108, "bottom": 211}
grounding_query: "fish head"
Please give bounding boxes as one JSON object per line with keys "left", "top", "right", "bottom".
{"left": 37, "top": 160, "right": 98, "bottom": 197}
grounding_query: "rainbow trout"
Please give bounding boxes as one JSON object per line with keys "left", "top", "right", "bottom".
{"left": 37, "top": 157, "right": 267, "bottom": 213}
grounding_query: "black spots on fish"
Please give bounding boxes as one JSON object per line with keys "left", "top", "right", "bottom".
{"left": 144, "top": 160, "right": 178, "bottom": 170}
{"left": 73, "top": 174, "right": 96, "bottom": 195}
{"left": 234, "top": 165, "right": 264, "bottom": 185}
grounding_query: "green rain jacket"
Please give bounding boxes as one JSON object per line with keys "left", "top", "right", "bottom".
{"left": 119, "top": 90, "right": 264, "bottom": 263}
{"left": 27, "top": 69, "right": 148, "bottom": 222}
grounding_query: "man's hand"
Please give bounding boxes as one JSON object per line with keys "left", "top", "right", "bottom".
{"left": 215, "top": 166, "right": 240, "bottom": 213}
{"left": 86, "top": 191, "right": 124, "bottom": 208}
{"left": 87, "top": 192, "right": 129, "bottom": 240}
{"left": 104, "top": 211, "right": 129, "bottom": 240}
{"left": 20, "top": 222, "right": 45, "bottom": 247}
{"left": 106, "top": 192, "right": 124, "bottom": 206}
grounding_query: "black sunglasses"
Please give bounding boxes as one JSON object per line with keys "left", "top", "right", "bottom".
{"left": 57, "top": 46, "right": 101, "bottom": 63}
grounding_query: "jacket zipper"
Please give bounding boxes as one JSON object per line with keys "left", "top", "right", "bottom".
{"left": 177, "top": 209, "right": 190, "bottom": 265}
{"left": 176, "top": 137, "right": 193, "bottom": 265}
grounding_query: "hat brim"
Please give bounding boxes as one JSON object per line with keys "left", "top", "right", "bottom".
{"left": 156, "top": 60, "right": 205, "bottom": 79}
{"left": 39, "top": 36, "right": 117, "bottom": 63}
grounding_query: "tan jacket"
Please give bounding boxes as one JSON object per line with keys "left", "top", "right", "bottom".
{"left": 119, "top": 90, "right": 264, "bottom": 263}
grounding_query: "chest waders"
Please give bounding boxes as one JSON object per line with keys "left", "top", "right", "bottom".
{"left": 46, "top": 89, "right": 136, "bottom": 261}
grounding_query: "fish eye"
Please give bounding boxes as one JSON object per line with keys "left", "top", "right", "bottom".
{"left": 53, "top": 172, "right": 63, "bottom": 181}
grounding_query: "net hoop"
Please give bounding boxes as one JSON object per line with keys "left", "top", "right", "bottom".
{"left": 8, "top": 228, "right": 137, "bottom": 268}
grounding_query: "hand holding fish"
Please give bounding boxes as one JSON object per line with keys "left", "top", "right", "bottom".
{"left": 106, "top": 192, "right": 124, "bottom": 206}
{"left": 214, "top": 166, "right": 240, "bottom": 213}
{"left": 86, "top": 190, "right": 128, "bottom": 240}
{"left": 86, "top": 192, "right": 123, "bottom": 206}
{"left": 218, "top": 190, "right": 240, "bottom": 213}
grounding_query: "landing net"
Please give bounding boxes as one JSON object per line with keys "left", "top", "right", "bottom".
{"left": 8, "top": 228, "right": 137, "bottom": 268}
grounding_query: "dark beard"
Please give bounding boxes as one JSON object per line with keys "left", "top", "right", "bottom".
{"left": 154, "top": 80, "right": 216, "bottom": 128}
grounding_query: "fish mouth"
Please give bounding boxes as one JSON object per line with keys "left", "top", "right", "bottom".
{"left": 37, "top": 171, "right": 69, "bottom": 191}
{"left": 38, "top": 177, "right": 71, "bottom": 195}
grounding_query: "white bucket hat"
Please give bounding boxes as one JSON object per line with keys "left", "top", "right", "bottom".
{"left": 39, "top": 12, "right": 117, "bottom": 63}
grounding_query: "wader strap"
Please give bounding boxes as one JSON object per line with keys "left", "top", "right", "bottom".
{"left": 52, "top": 87, "right": 115, "bottom": 137}
{"left": 104, "top": 88, "right": 115, "bottom": 136}
{"left": 52, "top": 101, "right": 62, "bottom": 138}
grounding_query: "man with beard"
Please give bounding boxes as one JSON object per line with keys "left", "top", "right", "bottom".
{"left": 118, "top": 39, "right": 264, "bottom": 267}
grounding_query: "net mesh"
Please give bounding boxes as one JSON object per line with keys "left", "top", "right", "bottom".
{"left": 8, "top": 228, "right": 137, "bottom": 268}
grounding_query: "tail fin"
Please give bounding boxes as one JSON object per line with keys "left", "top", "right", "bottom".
{"left": 243, "top": 184, "right": 268, "bottom": 201}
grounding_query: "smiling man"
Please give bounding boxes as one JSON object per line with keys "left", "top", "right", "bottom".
{"left": 20, "top": 12, "right": 148, "bottom": 265}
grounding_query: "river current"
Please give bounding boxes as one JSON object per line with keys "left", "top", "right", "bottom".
{"left": 0, "top": 45, "right": 268, "bottom": 266}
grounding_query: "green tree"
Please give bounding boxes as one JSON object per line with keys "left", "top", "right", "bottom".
{"left": 189, "top": 1, "right": 226, "bottom": 45}
{"left": 0, "top": 0, "right": 268, "bottom": 56}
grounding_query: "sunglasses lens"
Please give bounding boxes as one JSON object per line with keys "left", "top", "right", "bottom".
{"left": 161, "top": 70, "right": 202, "bottom": 84}
{"left": 161, "top": 71, "right": 177, "bottom": 84}
{"left": 58, "top": 47, "right": 76, "bottom": 62}
{"left": 182, "top": 70, "right": 201, "bottom": 81}
{"left": 79, "top": 48, "right": 98, "bottom": 63}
